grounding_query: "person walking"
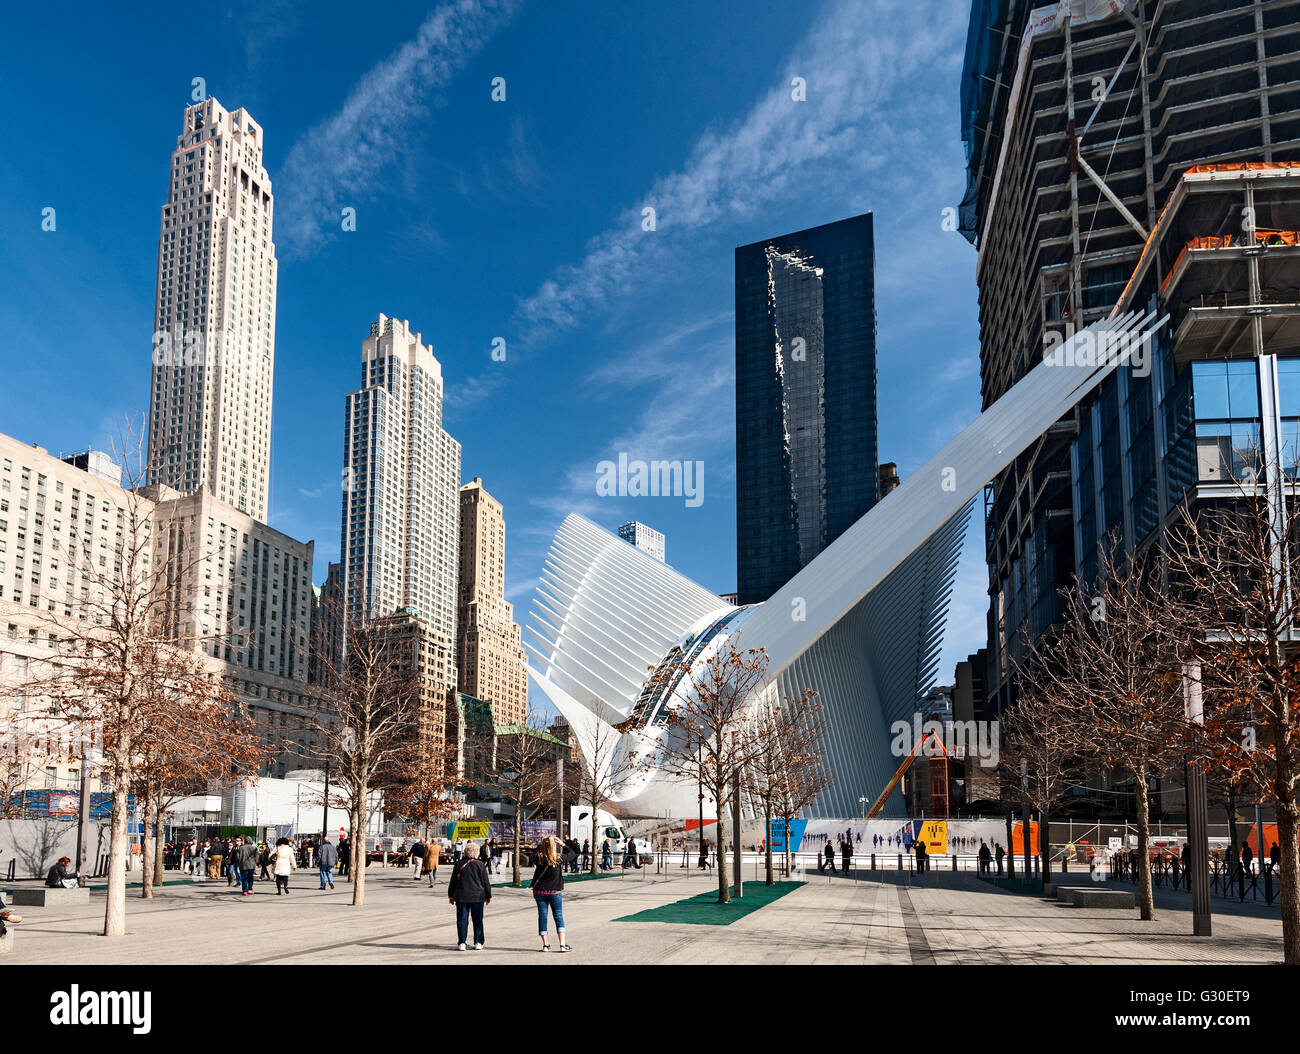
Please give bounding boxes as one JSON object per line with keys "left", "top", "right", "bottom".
{"left": 978, "top": 841, "right": 991, "bottom": 875}
{"left": 426, "top": 843, "right": 440, "bottom": 888}
{"left": 235, "top": 836, "right": 259, "bottom": 895}
{"left": 338, "top": 835, "right": 350, "bottom": 879}
{"left": 601, "top": 838, "right": 613, "bottom": 872}
{"left": 317, "top": 837, "right": 338, "bottom": 890}
{"left": 453, "top": 838, "right": 464, "bottom": 864}
{"left": 1242, "top": 842, "right": 1254, "bottom": 876}
{"left": 841, "top": 837, "right": 852, "bottom": 876}
{"left": 478, "top": 841, "right": 490, "bottom": 870}
{"left": 995, "top": 843, "right": 1005, "bottom": 878}
{"left": 581, "top": 839, "right": 590, "bottom": 872}
{"left": 226, "top": 838, "right": 242, "bottom": 887}
{"left": 447, "top": 841, "right": 491, "bottom": 951}
{"left": 823, "top": 841, "right": 836, "bottom": 875}
{"left": 411, "top": 839, "right": 427, "bottom": 881}
{"left": 209, "top": 840, "right": 224, "bottom": 881}
{"left": 273, "top": 838, "right": 297, "bottom": 895}
{"left": 531, "top": 836, "right": 572, "bottom": 952}
{"left": 697, "top": 839, "right": 710, "bottom": 870}
{"left": 1271, "top": 842, "right": 1282, "bottom": 873}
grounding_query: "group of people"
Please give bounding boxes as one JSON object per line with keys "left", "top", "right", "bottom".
{"left": 444, "top": 836, "right": 576, "bottom": 952}
{"left": 817, "top": 838, "right": 854, "bottom": 874}
{"left": 976, "top": 840, "right": 1008, "bottom": 876}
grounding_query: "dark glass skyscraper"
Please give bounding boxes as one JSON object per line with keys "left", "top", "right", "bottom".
{"left": 735, "top": 213, "right": 878, "bottom": 606}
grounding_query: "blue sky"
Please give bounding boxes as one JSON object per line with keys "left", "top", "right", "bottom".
{"left": 0, "top": 0, "right": 988, "bottom": 682}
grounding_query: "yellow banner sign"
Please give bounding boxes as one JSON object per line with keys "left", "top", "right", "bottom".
{"left": 919, "top": 820, "right": 948, "bottom": 855}
{"left": 450, "top": 821, "right": 490, "bottom": 841}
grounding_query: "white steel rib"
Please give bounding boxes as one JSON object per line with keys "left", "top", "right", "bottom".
{"left": 526, "top": 311, "right": 1164, "bottom": 816}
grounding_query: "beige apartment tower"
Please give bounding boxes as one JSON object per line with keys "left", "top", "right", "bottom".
{"left": 456, "top": 478, "right": 528, "bottom": 727}
{"left": 147, "top": 97, "right": 278, "bottom": 521}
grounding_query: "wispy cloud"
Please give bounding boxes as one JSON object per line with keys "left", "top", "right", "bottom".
{"left": 516, "top": 0, "right": 968, "bottom": 334}
{"left": 276, "top": 0, "right": 521, "bottom": 258}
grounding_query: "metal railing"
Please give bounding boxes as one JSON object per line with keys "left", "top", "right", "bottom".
{"left": 1107, "top": 854, "right": 1279, "bottom": 907}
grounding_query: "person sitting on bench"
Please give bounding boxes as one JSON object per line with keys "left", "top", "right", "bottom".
{"left": 45, "top": 856, "right": 80, "bottom": 889}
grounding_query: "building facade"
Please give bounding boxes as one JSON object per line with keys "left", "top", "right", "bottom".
{"left": 0, "top": 434, "right": 324, "bottom": 791}
{"left": 340, "top": 315, "right": 461, "bottom": 650}
{"left": 617, "top": 520, "right": 665, "bottom": 562}
{"left": 959, "top": 0, "right": 1300, "bottom": 713}
{"left": 734, "top": 213, "right": 879, "bottom": 606}
{"left": 456, "top": 478, "right": 527, "bottom": 728}
{"left": 147, "top": 97, "right": 277, "bottom": 521}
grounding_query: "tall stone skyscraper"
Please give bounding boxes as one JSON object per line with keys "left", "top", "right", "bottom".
{"left": 341, "top": 315, "right": 461, "bottom": 661}
{"left": 734, "top": 213, "right": 878, "bottom": 606}
{"left": 456, "top": 477, "right": 528, "bottom": 727}
{"left": 147, "top": 97, "right": 278, "bottom": 520}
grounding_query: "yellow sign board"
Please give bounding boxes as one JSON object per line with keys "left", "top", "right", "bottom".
{"left": 919, "top": 820, "right": 948, "bottom": 855}
{"left": 449, "top": 820, "right": 490, "bottom": 841}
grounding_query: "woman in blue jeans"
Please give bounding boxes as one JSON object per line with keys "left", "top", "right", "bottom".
{"left": 531, "top": 836, "right": 573, "bottom": 952}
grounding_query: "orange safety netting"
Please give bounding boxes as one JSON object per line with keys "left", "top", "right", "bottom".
{"left": 1160, "top": 229, "right": 1300, "bottom": 295}
{"left": 1185, "top": 161, "right": 1300, "bottom": 174}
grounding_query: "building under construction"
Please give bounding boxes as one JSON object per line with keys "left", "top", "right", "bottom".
{"left": 960, "top": 0, "right": 1300, "bottom": 717}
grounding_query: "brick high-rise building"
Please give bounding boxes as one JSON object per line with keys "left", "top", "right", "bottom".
{"left": 456, "top": 477, "right": 527, "bottom": 727}
{"left": 147, "top": 98, "right": 278, "bottom": 521}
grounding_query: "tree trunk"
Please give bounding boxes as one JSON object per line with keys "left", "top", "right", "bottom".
{"left": 103, "top": 759, "right": 129, "bottom": 936}
{"left": 716, "top": 785, "right": 730, "bottom": 904}
{"left": 1134, "top": 769, "right": 1155, "bottom": 921}
{"left": 513, "top": 805, "right": 523, "bottom": 887}
{"left": 1039, "top": 810, "right": 1052, "bottom": 888}
{"left": 141, "top": 790, "right": 155, "bottom": 900}
{"left": 732, "top": 776, "right": 743, "bottom": 899}
{"left": 350, "top": 802, "right": 366, "bottom": 907}
{"left": 1272, "top": 740, "right": 1300, "bottom": 965}
{"left": 152, "top": 789, "right": 165, "bottom": 887}
{"left": 764, "top": 803, "right": 774, "bottom": 885}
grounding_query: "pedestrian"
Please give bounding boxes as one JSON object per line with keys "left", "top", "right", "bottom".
{"left": 1271, "top": 842, "right": 1281, "bottom": 873}
{"left": 978, "top": 841, "right": 991, "bottom": 874}
{"left": 317, "top": 837, "right": 338, "bottom": 890}
{"left": 531, "top": 835, "right": 572, "bottom": 952}
{"left": 447, "top": 841, "right": 491, "bottom": 951}
{"left": 46, "top": 856, "right": 80, "bottom": 889}
{"left": 226, "top": 838, "right": 242, "bottom": 886}
{"left": 602, "top": 838, "right": 614, "bottom": 871}
{"left": 257, "top": 842, "right": 271, "bottom": 882}
{"left": 236, "top": 836, "right": 259, "bottom": 895}
{"left": 1242, "top": 842, "right": 1254, "bottom": 876}
{"left": 426, "top": 842, "right": 440, "bottom": 887}
{"left": 581, "top": 839, "right": 590, "bottom": 871}
{"left": 841, "top": 837, "right": 851, "bottom": 876}
{"left": 696, "top": 839, "right": 709, "bottom": 870}
{"left": 823, "top": 841, "right": 836, "bottom": 874}
{"left": 995, "top": 843, "right": 1005, "bottom": 877}
{"left": 338, "top": 835, "right": 350, "bottom": 878}
{"left": 453, "top": 837, "right": 464, "bottom": 863}
{"left": 411, "top": 839, "right": 427, "bottom": 881}
{"left": 273, "top": 837, "right": 297, "bottom": 894}
{"left": 623, "top": 836, "right": 640, "bottom": 870}
{"left": 914, "top": 838, "right": 927, "bottom": 875}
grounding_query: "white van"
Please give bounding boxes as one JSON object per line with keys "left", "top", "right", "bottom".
{"left": 569, "top": 807, "right": 648, "bottom": 859}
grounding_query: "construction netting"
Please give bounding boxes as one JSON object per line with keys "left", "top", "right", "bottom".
{"left": 959, "top": 0, "right": 1138, "bottom": 244}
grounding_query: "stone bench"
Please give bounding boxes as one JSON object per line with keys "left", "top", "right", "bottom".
{"left": 1056, "top": 885, "right": 1134, "bottom": 908}
{"left": 5, "top": 886, "right": 91, "bottom": 907}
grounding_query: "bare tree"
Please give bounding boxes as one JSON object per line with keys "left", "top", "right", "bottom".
{"left": 742, "top": 689, "right": 826, "bottom": 884}
{"left": 622, "top": 644, "right": 769, "bottom": 904}
{"left": 1166, "top": 485, "right": 1300, "bottom": 964}
{"left": 308, "top": 616, "right": 421, "bottom": 907}
{"left": 496, "top": 707, "right": 558, "bottom": 887}
{"left": 999, "top": 681, "right": 1083, "bottom": 889}
{"left": 573, "top": 712, "right": 634, "bottom": 875}
{"left": 1026, "top": 542, "right": 1192, "bottom": 920}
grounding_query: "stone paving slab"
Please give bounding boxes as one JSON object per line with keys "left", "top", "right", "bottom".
{"left": 3, "top": 865, "right": 1285, "bottom": 966}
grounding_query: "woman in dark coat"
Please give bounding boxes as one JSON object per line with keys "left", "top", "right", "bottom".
{"left": 447, "top": 842, "right": 492, "bottom": 950}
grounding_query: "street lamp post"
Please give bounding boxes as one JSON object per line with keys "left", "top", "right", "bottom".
{"left": 1182, "top": 662, "right": 1212, "bottom": 936}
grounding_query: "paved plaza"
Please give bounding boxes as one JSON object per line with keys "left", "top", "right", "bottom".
{"left": 3, "top": 860, "right": 1287, "bottom": 965}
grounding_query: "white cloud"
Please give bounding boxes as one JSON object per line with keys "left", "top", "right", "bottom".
{"left": 276, "top": 0, "right": 520, "bottom": 258}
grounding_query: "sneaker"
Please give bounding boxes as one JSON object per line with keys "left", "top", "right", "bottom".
{"left": 457, "top": 943, "right": 467, "bottom": 951}
{"left": 473, "top": 942, "right": 484, "bottom": 950}
{"left": 540, "top": 944, "right": 549, "bottom": 952}
{"left": 559, "top": 944, "right": 572, "bottom": 953}
{"left": 0, "top": 911, "right": 22, "bottom": 924}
